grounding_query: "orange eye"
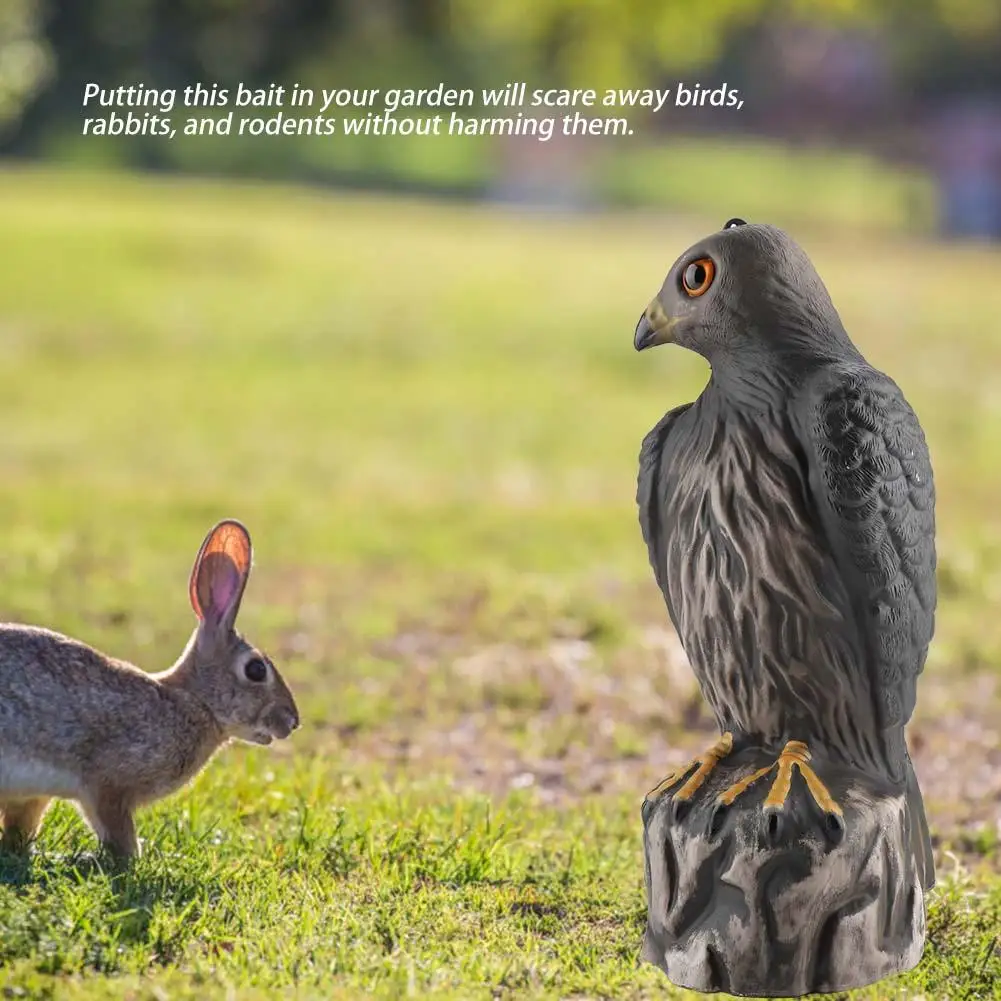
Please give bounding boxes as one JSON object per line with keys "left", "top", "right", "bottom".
{"left": 682, "top": 258, "right": 715, "bottom": 297}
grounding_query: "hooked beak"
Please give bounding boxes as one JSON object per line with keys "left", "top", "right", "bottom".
{"left": 634, "top": 298, "right": 678, "bottom": 351}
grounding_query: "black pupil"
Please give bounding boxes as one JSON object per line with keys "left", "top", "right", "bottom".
{"left": 686, "top": 263, "right": 706, "bottom": 288}
{"left": 245, "top": 658, "right": 267, "bottom": 682}
{"left": 724, "top": 217, "right": 746, "bottom": 229}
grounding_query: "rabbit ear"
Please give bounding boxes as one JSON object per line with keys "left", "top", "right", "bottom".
{"left": 189, "top": 519, "right": 253, "bottom": 636}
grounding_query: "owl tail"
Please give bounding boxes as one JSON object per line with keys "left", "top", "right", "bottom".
{"left": 905, "top": 753, "right": 935, "bottom": 891}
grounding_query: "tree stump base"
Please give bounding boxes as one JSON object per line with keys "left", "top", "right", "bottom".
{"left": 641, "top": 744, "right": 930, "bottom": 996}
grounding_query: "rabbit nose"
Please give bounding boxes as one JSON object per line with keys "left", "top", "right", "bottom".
{"left": 265, "top": 706, "right": 300, "bottom": 739}
{"left": 280, "top": 707, "right": 300, "bottom": 736}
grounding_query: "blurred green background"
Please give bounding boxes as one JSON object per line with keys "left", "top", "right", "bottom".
{"left": 5, "top": 0, "right": 1001, "bottom": 235}
{"left": 1, "top": 3, "right": 1001, "bottom": 999}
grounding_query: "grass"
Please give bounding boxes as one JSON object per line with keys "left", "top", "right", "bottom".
{"left": 0, "top": 768, "right": 656, "bottom": 1000}
{"left": 0, "top": 165, "right": 999, "bottom": 998}
{"left": 51, "top": 120, "right": 938, "bottom": 235}
{"left": 599, "top": 138, "right": 936, "bottom": 234}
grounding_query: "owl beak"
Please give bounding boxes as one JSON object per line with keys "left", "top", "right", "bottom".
{"left": 634, "top": 299, "right": 677, "bottom": 351}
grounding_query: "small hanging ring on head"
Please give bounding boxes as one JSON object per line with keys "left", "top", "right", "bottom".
{"left": 723, "top": 217, "right": 747, "bottom": 229}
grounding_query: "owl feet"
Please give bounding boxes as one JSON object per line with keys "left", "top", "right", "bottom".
{"left": 710, "top": 739, "right": 845, "bottom": 844}
{"left": 644, "top": 731, "right": 734, "bottom": 821}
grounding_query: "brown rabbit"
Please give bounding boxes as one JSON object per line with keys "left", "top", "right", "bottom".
{"left": 0, "top": 519, "right": 299, "bottom": 858}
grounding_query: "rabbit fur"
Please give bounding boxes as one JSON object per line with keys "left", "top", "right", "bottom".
{"left": 0, "top": 519, "right": 299, "bottom": 858}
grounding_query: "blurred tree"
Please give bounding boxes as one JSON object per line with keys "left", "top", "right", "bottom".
{"left": 12, "top": 0, "right": 342, "bottom": 158}
{"left": 450, "top": 0, "right": 873, "bottom": 88}
{"left": 7, "top": 0, "right": 468, "bottom": 159}
{"left": 4, "top": 0, "right": 1001, "bottom": 141}
{"left": 0, "top": 0, "right": 53, "bottom": 134}
{"left": 2, "top": 0, "right": 1001, "bottom": 203}
{"left": 451, "top": 0, "right": 1001, "bottom": 94}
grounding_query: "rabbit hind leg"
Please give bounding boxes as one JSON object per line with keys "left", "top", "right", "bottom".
{"left": 0, "top": 797, "right": 51, "bottom": 852}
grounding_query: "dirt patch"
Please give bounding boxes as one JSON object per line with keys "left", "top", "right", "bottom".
{"left": 316, "top": 618, "right": 1001, "bottom": 853}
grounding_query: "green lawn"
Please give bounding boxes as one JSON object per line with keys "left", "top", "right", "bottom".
{"left": 59, "top": 121, "right": 937, "bottom": 236}
{"left": 0, "top": 166, "right": 999, "bottom": 999}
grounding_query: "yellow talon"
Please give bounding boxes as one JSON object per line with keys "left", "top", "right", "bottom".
{"left": 717, "top": 764, "right": 773, "bottom": 807}
{"left": 795, "top": 755, "right": 843, "bottom": 819}
{"left": 717, "top": 739, "right": 843, "bottom": 819}
{"left": 761, "top": 741, "right": 808, "bottom": 810}
{"left": 646, "top": 732, "right": 734, "bottom": 803}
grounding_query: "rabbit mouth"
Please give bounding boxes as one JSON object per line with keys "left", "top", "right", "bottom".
{"left": 261, "top": 707, "right": 299, "bottom": 741}
{"left": 236, "top": 708, "right": 298, "bottom": 746}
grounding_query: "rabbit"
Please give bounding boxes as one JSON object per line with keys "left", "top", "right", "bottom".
{"left": 0, "top": 519, "right": 299, "bottom": 859}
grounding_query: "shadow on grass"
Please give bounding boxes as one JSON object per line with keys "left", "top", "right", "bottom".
{"left": 0, "top": 846, "right": 138, "bottom": 888}
{"left": 0, "top": 844, "right": 226, "bottom": 969}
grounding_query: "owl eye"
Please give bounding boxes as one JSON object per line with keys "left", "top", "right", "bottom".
{"left": 682, "top": 258, "right": 715, "bottom": 297}
{"left": 723, "top": 217, "right": 746, "bottom": 229}
{"left": 243, "top": 657, "right": 268, "bottom": 683}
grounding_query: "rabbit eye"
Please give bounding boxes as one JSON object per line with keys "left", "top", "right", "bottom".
{"left": 244, "top": 658, "right": 268, "bottom": 683}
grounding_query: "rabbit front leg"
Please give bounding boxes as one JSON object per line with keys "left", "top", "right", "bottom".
{"left": 0, "top": 797, "right": 50, "bottom": 852}
{"left": 81, "top": 789, "right": 139, "bottom": 859}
